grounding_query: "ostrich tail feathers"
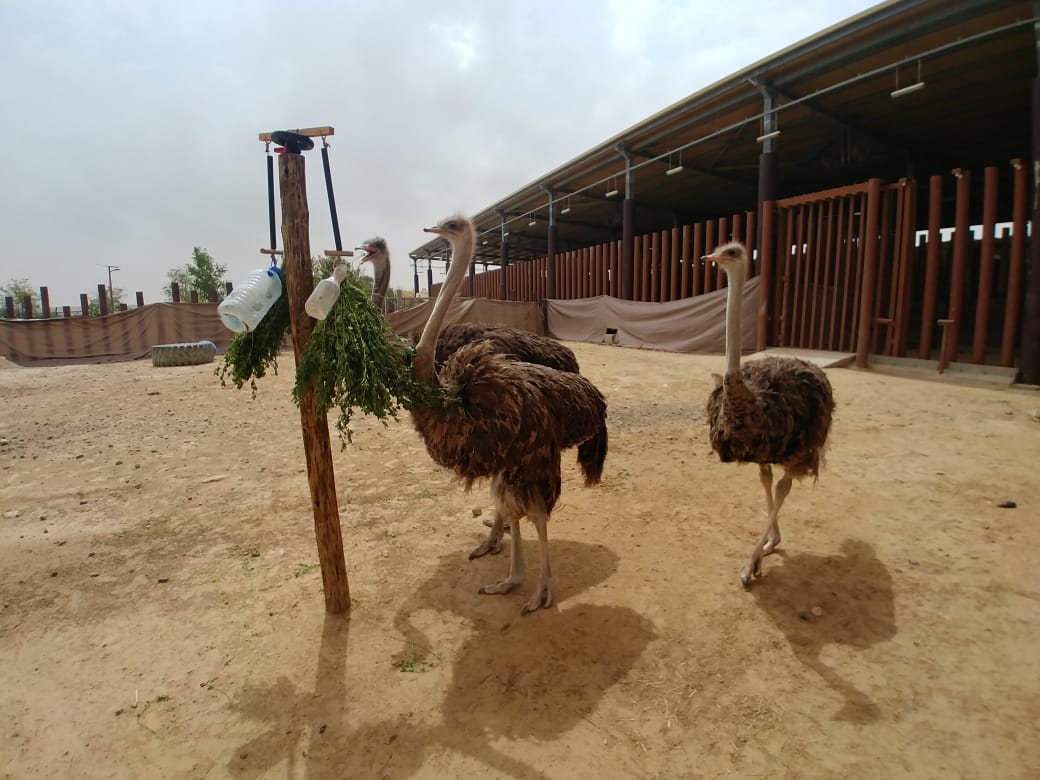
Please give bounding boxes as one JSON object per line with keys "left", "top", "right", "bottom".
{"left": 577, "top": 422, "right": 608, "bottom": 486}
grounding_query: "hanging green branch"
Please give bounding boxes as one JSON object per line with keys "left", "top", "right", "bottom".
{"left": 293, "top": 275, "right": 454, "bottom": 445}
{"left": 215, "top": 287, "right": 291, "bottom": 396}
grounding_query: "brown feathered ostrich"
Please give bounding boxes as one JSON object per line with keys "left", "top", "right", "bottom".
{"left": 359, "top": 236, "right": 584, "bottom": 560}
{"left": 411, "top": 214, "right": 608, "bottom": 615}
{"left": 703, "top": 241, "right": 835, "bottom": 587}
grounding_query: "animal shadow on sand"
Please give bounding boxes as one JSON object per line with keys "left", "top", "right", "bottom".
{"left": 227, "top": 539, "right": 655, "bottom": 779}
{"left": 750, "top": 538, "right": 895, "bottom": 723}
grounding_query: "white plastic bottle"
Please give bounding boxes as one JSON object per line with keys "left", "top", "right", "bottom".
{"left": 218, "top": 266, "right": 283, "bottom": 332}
{"left": 305, "top": 263, "right": 348, "bottom": 320}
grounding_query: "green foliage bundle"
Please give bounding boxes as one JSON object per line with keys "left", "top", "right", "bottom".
{"left": 216, "top": 259, "right": 454, "bottom": 444}
{"left": 294, "top": 272, "right": 454, "bottom": 445}
{"left": 215, "top": 290, "right": 291, "bottom": 395}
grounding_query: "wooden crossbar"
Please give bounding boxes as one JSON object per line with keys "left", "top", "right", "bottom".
{"left": 258, "top": 126, "right": 335, "bottom": 142}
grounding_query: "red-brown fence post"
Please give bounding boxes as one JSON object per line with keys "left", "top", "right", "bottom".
{"left": 758, "top": 200, "right": 776, "bottom": 351}
{"left": 4, "top": 296, "right": 13, "bottom": 319}
{"left": 136, "top": 291, "right": 145, "bottom": 307}
{"left": 80, "top": 294, "right": 89, "bottom": 317}
{"left": 940, "top": 168, "right": 972, "bottom": 371}
{"left": 22, "top": 295, "right": 32, "bottom": 319}
{"left": 855, "top": 178, "right": 883, "bottom": 368}
{"left": 40, "top": 287, "right": 50, "bottom": 319}
{"left": 171, "top": 282, "right": 181, "bottom": 303}
{"left": 972, "top": 166, "right": 999, "bottom": 364}
{"left": 918, "top": 175, "right": 943, "bottom": 359}
{"left": 1002, "top": 159, "right": 1028, "bottom": 367}
{"left": 62, "top": 306, "right": 71, "bottom": 318}
{"left": 190, "top": 290, "right": 199, "bottom": 303}
{"left": 98, "top": 284, "right": 109, "bottom": 316}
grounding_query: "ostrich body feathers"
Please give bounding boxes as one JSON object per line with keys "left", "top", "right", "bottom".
{"left": 412, "top": 338, "right": 607, "bottom": 512}
{"left": 706, "top": 355, "right": 834, "bottom": 480}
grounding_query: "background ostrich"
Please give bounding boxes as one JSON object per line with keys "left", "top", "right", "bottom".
{"left": 703, "top": 242, "right": 835, "bottom": 586}
{"left": 358, "top": 237, "right": 587, "bottom": 560}
{"left": 411, "top": 214, "right": 608, "bottom": 615}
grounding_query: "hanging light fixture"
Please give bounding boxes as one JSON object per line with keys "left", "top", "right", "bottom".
{"left": 666, "top": 150, "right": 684, "bottom": 176}
{"left": 891, "top": 59, "right": 925, "bottom": 98}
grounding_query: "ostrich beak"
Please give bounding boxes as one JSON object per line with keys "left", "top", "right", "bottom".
{"left": 701, "top": 253, "right": 720, "bottom": 266}
{"left": 424, "top": 226, "right": 445, "bottom": 235}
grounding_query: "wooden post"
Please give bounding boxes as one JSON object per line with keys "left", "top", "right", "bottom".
{"left": 278, "top": 147, "right": 351, "bottom": 614}
{"left": 225, "top": 281, "right": 234, "bottom": 296}
{"left": 80, "top": 294, "right": 89, "bottom": 317}
{"left": 945, "top": 168, "right": 972, "bottom": 369}
{"left": 1002, "top": 159, "right": 1029, "bottom": 367}
{"left": 855, "top": 178, "right": 883, "bottom": 368}
{"left": 22, "top": 295, "right": 32, "bottom": 319}
{"left": 62, "top": 306, "right": 71, "bottom": 318}
{"left": 5, "top": 296, "right": 14, "bottom": 319}
{"left": 757, "top": 200, "right": 776, "bottom": 351}
{"left": 136, "top": 291, "right": 145, "bottom": 307}
{"left": 919, "top": 175, "right": 943, "bottom": 358}
{"left": 98, "top": 284, "right": 109, "bottom": 316}
{"left": 972, "top": 166, "right": 999, "bottom": 364}
{"left": 120, "top": 303, "right": 128, "bottom": 312}
{"left": 171, "top": 282, "right": 181, "bottom": 303}
{"left": 40, "top": 287, "right": 51, "bottom": 319}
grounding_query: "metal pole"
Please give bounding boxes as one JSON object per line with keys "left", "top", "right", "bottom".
{"left": 320, "top": 144, "right": 343, "bottom": 252}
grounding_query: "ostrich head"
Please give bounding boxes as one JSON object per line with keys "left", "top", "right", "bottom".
{"left": 423, "top": 214, "right": 473, "bottom": 244}
{"left": 701, "top": 241, "right": 748, "bottom": 273}
{"left": 355, "top": 237, "right": 391, "bottom": 306}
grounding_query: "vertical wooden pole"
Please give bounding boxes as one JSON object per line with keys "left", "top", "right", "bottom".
{"left": 278, "top": 149, "right": 351, "bottom": 614}
{"left": 22, "top": 295, "right": 33, "bottom": 319}
{"left": 171, "top": 283, "right": 181, "bottom": 303}
{"left": 4, "top": 296, "right": 13, "bottom": 319}
{"left": 79, "top": 294, "right": 89, "bottom": 317}
{"left": 680, "top": 225, "right": 691, "bottom": 298}
{"left": 621, "top": 198, "right": 635, "bottom": 300}
{"left": 62, "top": 306, "right": 71, "bottom": 318}
{"left": 650, "top": 232, "right": 660, "bottom": 303}
{"left": 918, "top": 175, "right": 943, "bottom": 358}
{"left": 669, "top": 227, "right": 680, "bottom": 301}
{"left": 944, "top": 168, "right": 972, "bottom": 369}
{"left": 190, "top": 290, "right": 200, "bottom": 304}
{"left": 1002, "top": 159, "right": 1029, "bottom": 366}
{"left": 972, "top": 166, "right": 999, "bottom": 364}
{"left": 98, "top": 284, "right": 109, "bottom": 316}
{"left": 855, "top": 178, "right": 883, "bottom": 368}
{"left": 1022, "top": 77, "right": 1040, "bottom": 383}
{"left": 40, "top": 287, "right": 51, "bottom": 319}
{"left": 136, "top": 291, "right": 145, "bottom": 307}
{"left": 692, "top": 223, "right": 703, "bottom": 297}
{"left": 757, "top": 200, "right": 776, "bottom": 351}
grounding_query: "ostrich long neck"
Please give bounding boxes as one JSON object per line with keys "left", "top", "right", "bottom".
{"left": 370, "top": 255, "right": 391, "bottom": 309}
{"left": 723, "top": 261, "right": 746, "bottom": 378}
{"left": 414, "top": 230, "right": 474, "bottom": 384}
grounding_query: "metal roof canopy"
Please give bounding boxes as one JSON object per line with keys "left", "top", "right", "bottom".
{"left": 411, "top": 0, "right": 1037, "bottom": 266}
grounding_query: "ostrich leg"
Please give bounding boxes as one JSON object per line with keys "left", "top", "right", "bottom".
{"left": 741, "top": 469, "right": 793, "bottom": 586}
{"left": 521, "top": 511, "right": 554, "bottom": 615}
{"left": 479, "top": 513, "right": 525, "bottom": 596}
{"left": 470, "top": 511, "right": 504, "bottom": 558}
{"left": 758, "top": 464, "right": 781, "bottom": 554}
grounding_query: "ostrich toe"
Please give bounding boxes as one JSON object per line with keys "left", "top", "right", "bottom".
{"left": 740, "top": 555, "right": 764, "bottom": 587}
{"left": 521, "top": 578, "right": 554, "bottom": 615}
{"left": 468, "top": 531, "right": 503, "bottom": 559}
{"left": 479, "top": 575, "right": 523, "bottom": 596}
{"left": 482, "top": 516, "right": 510, "bottom": 534}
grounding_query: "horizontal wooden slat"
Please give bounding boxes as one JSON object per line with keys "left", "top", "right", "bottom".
{"left": 258, "top": 126, "right": 335, "bottom": 142}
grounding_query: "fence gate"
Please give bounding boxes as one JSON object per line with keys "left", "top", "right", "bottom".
{"left": 772, "top": 178, "right": 914, "bottom": 361}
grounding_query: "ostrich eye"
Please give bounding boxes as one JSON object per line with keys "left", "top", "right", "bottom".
{"left": 725, "top": 249, "right": 736, "bottom": 256}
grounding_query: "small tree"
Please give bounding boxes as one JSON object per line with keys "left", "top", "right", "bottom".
{"left": 1, "top": 278, "right": 41, "bottom": 316}
{"left": 164, "top": 247, "right": 228, "bottom": 302}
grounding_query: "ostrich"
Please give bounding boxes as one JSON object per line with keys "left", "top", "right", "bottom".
{"left": 358, "top": 236, "right": 584, "bottom": 559}
{"left": 703, "top": 241, "right": 835, "bottom": 587}
{"left": 356, "top": 237, "right": 391, "bottom": 311}
{"left": 411, "top": 214, "right": 608, "bottom": 615}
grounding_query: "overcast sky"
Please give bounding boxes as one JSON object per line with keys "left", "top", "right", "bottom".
{"left": 1, "top": 0, "right": 879, "bottom": 308}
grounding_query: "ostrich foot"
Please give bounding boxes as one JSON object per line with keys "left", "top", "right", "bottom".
{"left": 762, "top": 529, "right": 782, "bottom": 556}
{"left": 740, "top": 555, "right": 764, "bottom": 587}
{"left": 520, "top": 578, "right": 554, "bottom": 615}
{"left": 469, "top": 529, "right": 503, "bottom": 559}
{"left": 479, "top": 576, "right": 522, "bottom": 596}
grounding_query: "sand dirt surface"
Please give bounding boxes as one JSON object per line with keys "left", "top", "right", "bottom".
{"left": 1, "top": 342, "right": 1039, "bottom": 779}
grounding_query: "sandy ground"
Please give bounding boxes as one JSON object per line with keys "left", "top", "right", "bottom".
{"left": 1, "top": 342, "right": 1039, "bottom": 779}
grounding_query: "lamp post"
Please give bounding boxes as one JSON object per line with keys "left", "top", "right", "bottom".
{"left": 99, "top": 264, "right": 120, "bottom": 311}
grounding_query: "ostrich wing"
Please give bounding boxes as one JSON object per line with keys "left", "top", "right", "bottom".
{"left": 437, "top": 323, "right": 580, "bottom": 373}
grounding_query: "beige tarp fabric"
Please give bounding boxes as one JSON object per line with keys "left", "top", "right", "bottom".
{"left": 547, "top": 276, "right": 760, "bottom": 353}
{"left": 0, "top": 303, "right": 234, "bottom": 366}
{"left": 385, "top": 297, "right": 544, "bottom": 339}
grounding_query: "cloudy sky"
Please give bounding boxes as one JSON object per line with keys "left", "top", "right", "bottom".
{"left": 2, "top": 0, "right": 879, "bottom": 308}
